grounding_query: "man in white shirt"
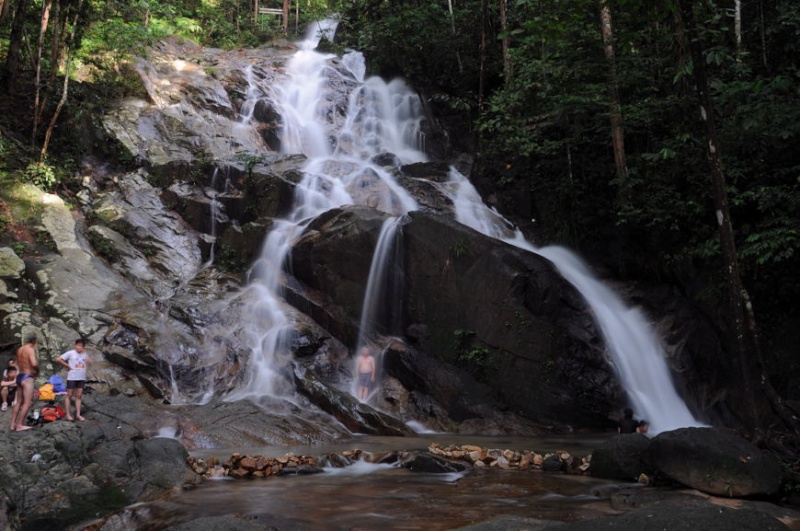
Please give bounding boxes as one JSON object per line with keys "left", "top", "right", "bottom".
{"left": 55, "top": 339, "right": 92, "bottom": 421}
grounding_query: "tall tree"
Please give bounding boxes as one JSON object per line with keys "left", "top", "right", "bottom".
{"left": 40, "top": 0, "right": 84, "bottom": 160}
{"left": 4, "top": 0, "right": 30, "bottom": 94}
{"left": 499, "top": 0, "right": 511, "bottom": 83}
{"left": 32, "top": 0, "right": 55, "bottom": 144}
{"left": 0, "top": 0, "right": 11, "bottom": 20}
{"left": 674, "top": 0, "right": 795, "bottom": 432}
{"left": 599, "top": 0, "right": 627, "bottom": 179}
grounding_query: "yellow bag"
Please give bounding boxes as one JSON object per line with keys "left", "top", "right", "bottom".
{"left": 38, "top": 383, "right": 55, "bottom": 401}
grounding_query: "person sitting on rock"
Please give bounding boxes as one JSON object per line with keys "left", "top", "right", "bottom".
{"left": 618, "top": 407, "right": 639, "bottom": 434}
{"left": 1, "top": 365, "right": 17, "bottom": 412}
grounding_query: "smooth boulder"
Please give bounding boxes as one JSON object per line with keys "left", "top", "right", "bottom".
{"left": 642, "top": 427, "right": 782, "bottom": 497}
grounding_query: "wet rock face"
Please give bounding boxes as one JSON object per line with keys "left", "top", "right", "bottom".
{"left": 290, "top": 207, "right": 623, "bottom": 429}
{"left": 291, "top": 364, "right": 412, "bottom": 436}
{"left": 1, "top": 33, "right": 728, "bottom": 443}
{"left": 590, "top": 433, "right": 653, "bottom": 481}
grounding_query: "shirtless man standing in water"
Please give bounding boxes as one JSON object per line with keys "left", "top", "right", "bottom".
{"left": 356, "top": 347, "right": 376, "bottom": 401}
{"left": 10, "top": 334, "right": 39, "bottom": 432}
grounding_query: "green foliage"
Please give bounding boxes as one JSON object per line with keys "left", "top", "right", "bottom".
{"left": 453, "top": 329, "right": 490, "bottom": 366}
{"left": 88, "top": 231, "right": 119, "bottom": 262}
{"left": 78, "top": 19, "right": 153, "bottom": 64}
{"left": 216, "top": 245, "right": 247, "bottom": 272}
{"left": 338, "top": 1, "right": 480, "bottom": 99}
{"left": 22, "top": 162, "right": 59, "bottom": 192}
{"left": 236, "top": 153, "right": 264, "bottom": 172}
{"left": 450, "top": 239, "right": 469, "bottom": 259}
{"left": 0, "top": 135, "right": 11, "bottom": 166}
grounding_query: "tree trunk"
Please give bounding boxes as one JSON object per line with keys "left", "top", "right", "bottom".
{"left": 599, "top": 0, "right": 627, "bottom": 180}
{"left": 4, "top": 0, "right": 30, "bottom": 94}
{"left": 734, "top": 0, "right": 741, "bottom": 50}
{"left": 499, "top": 0, "right": 511, "bottom": 84}
{"left": 40, "top": 0, "right": 82, "bottom": 160}
{"left": 758, "top": 0, "right": 767, "bottom": 69}
{"left": 478, "top": 0, "right": 487, "bottom": 110}
{"left": 674, "top": 0, "right": 795, "bottom": 433}
{"left": 48, "top": 0, "right": 61, "bottom": 88}
{"left": 446, "top": 0, "right": 463, "bottom": 73}
{"left": 32, "top": 0, "right": 54, "bottom": 145}
{"left": 0, "top": 0, "right": 10, "bottom": 21}
{"left": 282, "top": 0, "right": 289, "bottom": 33}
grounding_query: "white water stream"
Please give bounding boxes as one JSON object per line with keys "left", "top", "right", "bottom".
{"left": 228, "top": 20, "right": 702, "bottom": 434}
{"left": 227, "top": 21, "right": 418, "bottom": 402}
{"left": 443, "top": 170, "right": 704, "bottom": 434}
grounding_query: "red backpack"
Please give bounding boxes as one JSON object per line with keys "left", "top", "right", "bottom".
{"left": 39, "top": 404, "right": 66, "bottom": 423}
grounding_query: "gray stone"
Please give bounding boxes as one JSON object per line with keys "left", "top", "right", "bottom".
{"left": 0, "top": 247, "right": 25, "bottom": 278}
{"left": 401, "top": 453, "right": 470, "bottom": 474}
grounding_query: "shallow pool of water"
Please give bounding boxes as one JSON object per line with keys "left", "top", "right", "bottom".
{"left": 171, "top": 433, "right": 627, "bottom": 530}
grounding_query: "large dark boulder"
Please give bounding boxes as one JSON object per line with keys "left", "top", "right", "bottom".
{"left": 290, "top": 206, "right": 620, "bottom": 429}
{"left": 403, "top": 212, "right": 623, "bottom": 429}
{"left": 591, "top": 434, "right": 652, "bottom": 481}
{"left": 642, "top": 427, "right": 783, "bottom": 497}
{"left": 291, "top": 205, "right": 393, "bottom": 317}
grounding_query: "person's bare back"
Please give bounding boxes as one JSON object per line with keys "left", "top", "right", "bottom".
{"left": 10, "top": 335, "right": 38, "bottom": 431}
{"left": 16, "top": 341, "right": 38, "bottom": 378}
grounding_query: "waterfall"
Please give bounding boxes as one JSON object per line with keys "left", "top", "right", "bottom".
{"left": 229, "top": 20, "right": 419, "bottom": 402}
{"left": 444, "top": 170, "right": 704, "bottom": 435}
{"left": 204, "top": 168, "right": 221, "bottom": 266}
{"left": 238, "top": 65, "right": 259, "bottom": 124}
{"left": 356, "top": 217, "right": 406, "bottom": 345}
{"left": 228, "top": 18, "right": 702, "bottom": 435}
{"left": 351, "top": 216, "right": 407, "bottom": 401}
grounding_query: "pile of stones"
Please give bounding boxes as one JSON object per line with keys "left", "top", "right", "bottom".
{"left": 186, "top": 443, "right": 593, "bottom": 480}
{"left": 427, "top": 443, "right": 592, "bottom": 473}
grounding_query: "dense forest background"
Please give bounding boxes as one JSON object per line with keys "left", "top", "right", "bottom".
{"left": 1, "top": 0, "right": 799, "bottom": 428}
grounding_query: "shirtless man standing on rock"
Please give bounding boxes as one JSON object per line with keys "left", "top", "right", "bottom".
{"left": 10, "top": 334, "right": 39, "bottom": 432}
{"left": 356, "top": 346, "right": 376, "bottom": 401}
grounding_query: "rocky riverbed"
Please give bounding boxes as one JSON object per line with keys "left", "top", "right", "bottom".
{"left": 2, "top": 389, "right": 800, "bottom": 530}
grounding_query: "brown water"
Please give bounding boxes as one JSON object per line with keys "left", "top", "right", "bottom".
{"left": 170, "top": 433, "right": 628, "bottom": 530}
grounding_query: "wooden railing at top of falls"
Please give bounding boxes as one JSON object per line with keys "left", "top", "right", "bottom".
{"left": 254, "top": 0, "right": 295, "bottom": 34}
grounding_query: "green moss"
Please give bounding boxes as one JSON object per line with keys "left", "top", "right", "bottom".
{"left": 87, "top": 231, "right": 119, "bottom": 262}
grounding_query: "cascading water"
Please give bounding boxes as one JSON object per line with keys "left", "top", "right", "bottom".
{"left": 227, "top": 18, "right": 702, "bottom": 434}
{"left": 442, "top": 169, "right": 704, "bottom": 435}
{"left": 237, "top": 65, "right": 259, "bottom": 125}
{"left": 351, "top": 216, "right": 407, "bottom": 401}
{"left": 204, "top": 168, "right": 221, "bottom": 266}
{"left": 356, "top": 217, "right": 406, "bottom": 347}
{"left": 228, "top": 19, "right": 419, "bottom": 401}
